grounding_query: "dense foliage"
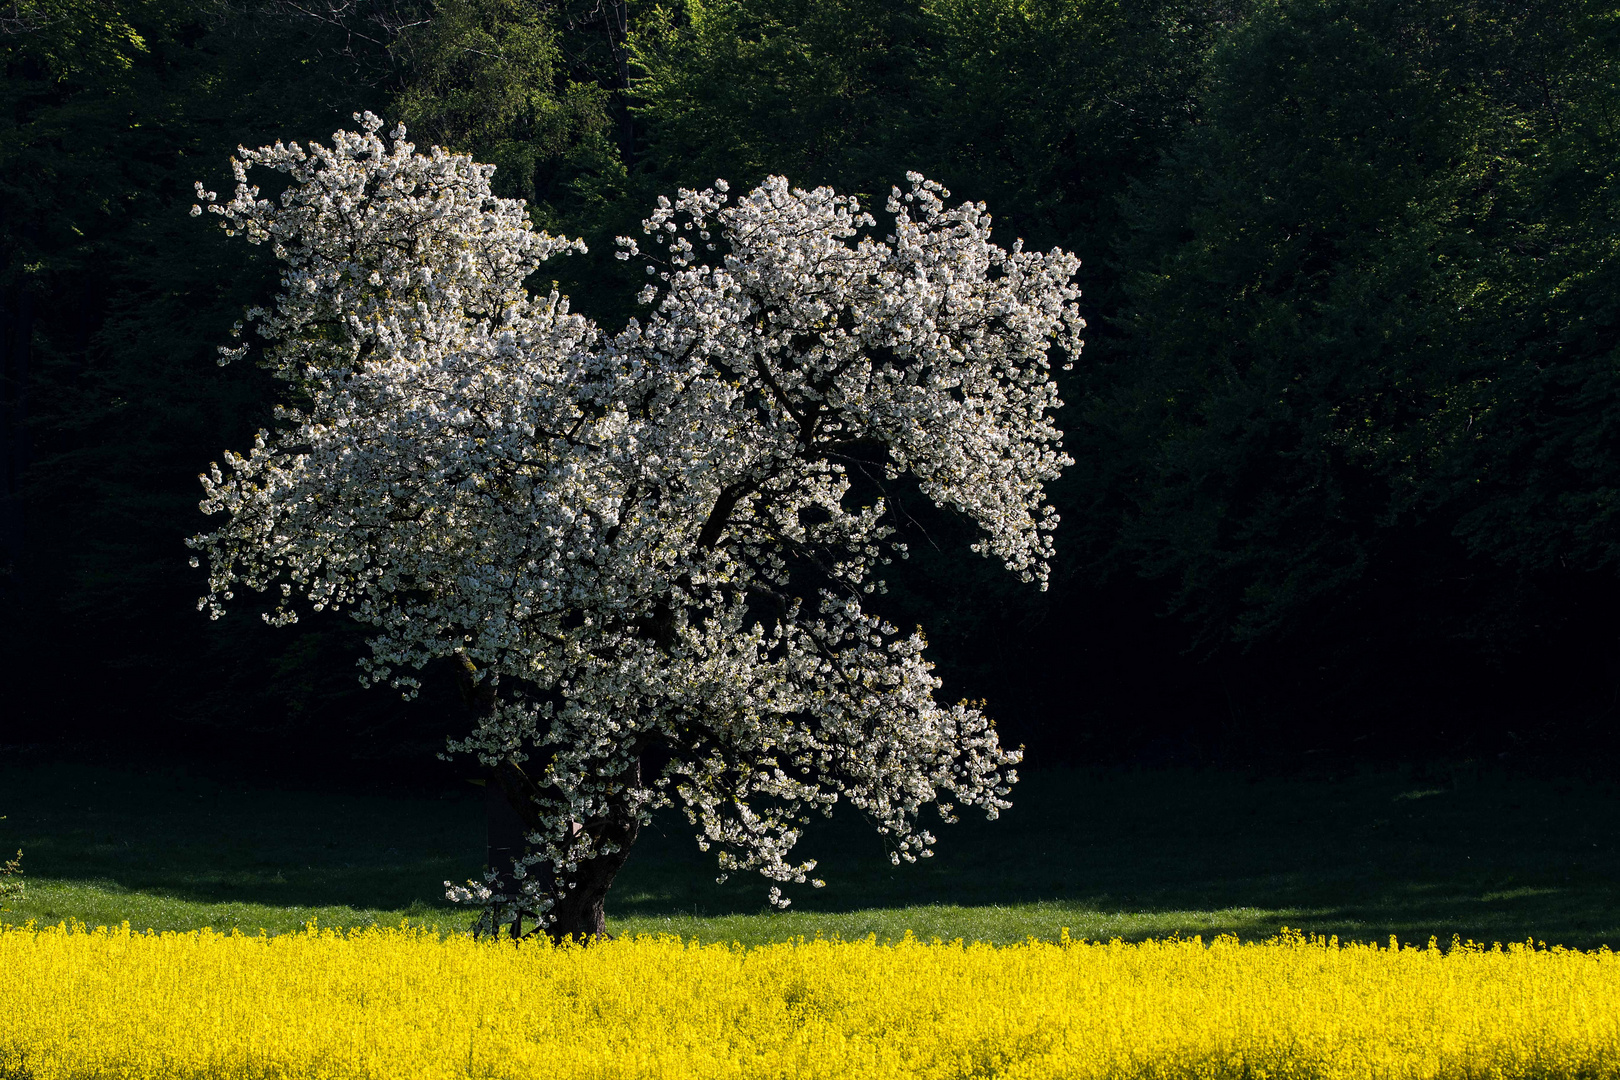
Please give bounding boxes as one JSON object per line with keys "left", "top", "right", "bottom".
{"left": 5, "top": 0, "right": 1620, "bottom": 774}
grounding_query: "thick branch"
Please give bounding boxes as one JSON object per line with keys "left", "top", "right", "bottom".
{"left": 695, "top": 483, "right": 747, "bottom": 550}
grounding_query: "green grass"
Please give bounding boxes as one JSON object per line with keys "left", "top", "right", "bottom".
{"left": 2, "top": 757, "right": 1618, "bottom": 948}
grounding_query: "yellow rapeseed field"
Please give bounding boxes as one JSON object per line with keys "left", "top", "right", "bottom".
{"left": 2, "top": 920, "right": 1617, "bottom": 1079}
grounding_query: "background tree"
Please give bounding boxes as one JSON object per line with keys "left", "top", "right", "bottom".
{"left": 0, "top": 0, "right": 432, "bottom": 770}
{"left": 389, "top": 0, "right": 610, "bottom": 201}
{"left": 6, "top": 0, "right": 1620, "bottom": 783}
{"left": 188, "top": 118, "right": 1080, "bottom": 938}
{"left": 1066, "top": 0, "right": 1620, "bottom": 749}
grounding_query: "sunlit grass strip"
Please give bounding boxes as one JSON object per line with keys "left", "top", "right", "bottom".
{"left": 2, "top": 922, "right": 1617, "bottom": 1080}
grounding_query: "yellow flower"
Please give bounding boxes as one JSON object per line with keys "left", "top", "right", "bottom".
{"left": 2, "top": 922, "right": 1616, "bottom": 1079}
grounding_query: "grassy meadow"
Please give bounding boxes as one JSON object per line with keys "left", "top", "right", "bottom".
{"left": 2, "top": 755, "right": 1618, "bottom": 948}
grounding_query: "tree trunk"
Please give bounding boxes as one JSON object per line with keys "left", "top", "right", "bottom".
{"left": 453, "top": 652, "right": 642, "bottom": 943}
{"left": 545, "top": 753, "right": 641, "bottom": 943}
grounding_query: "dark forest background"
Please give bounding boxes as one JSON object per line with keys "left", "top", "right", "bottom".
{"left": 4, "top": 0, "right": 1619, "bottom": 786}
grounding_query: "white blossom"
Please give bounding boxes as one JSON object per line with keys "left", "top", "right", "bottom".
{"left": 188, "top": 115, "right": 1084, "bottom": 928}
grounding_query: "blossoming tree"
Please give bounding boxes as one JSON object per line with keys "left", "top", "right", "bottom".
{"left": 189, "top": 114, "right": 1084, "bottom": 940}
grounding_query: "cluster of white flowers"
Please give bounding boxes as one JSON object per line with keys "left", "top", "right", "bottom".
{"left": 188, "top": 114, "right": 1084, "bottom": 926}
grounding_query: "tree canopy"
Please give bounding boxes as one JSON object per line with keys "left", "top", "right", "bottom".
{"left": 188, "top": 117, "right": 1076, "bottom": 935}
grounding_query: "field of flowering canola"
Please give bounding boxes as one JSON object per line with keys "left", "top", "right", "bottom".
{"left": 2, "top": 921, "right": 1617, "bottom": 1080}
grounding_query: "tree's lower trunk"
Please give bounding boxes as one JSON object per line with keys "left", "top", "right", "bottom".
{"left": 454, "top": 653, "right": 642, "bottom": 943}
{"left": 483, "top": 755, "right": 642, "bottom": 942}
{"left": 545, "top": 753, "right": 641, "bottom": 943}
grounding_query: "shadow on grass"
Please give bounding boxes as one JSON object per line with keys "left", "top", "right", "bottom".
{"left": 2, "top": 756, "right": 1617, "bottom": 946}
{"left": 610, "top": 764, "right": 1620, "bottom": 947}
{"left": 0, "top": 762, "right": 485, "bottom": 915}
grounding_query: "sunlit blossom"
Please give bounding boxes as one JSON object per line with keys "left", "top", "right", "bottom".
{"left": 188, "top": 115, "right": 1082, "bottom": 929}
